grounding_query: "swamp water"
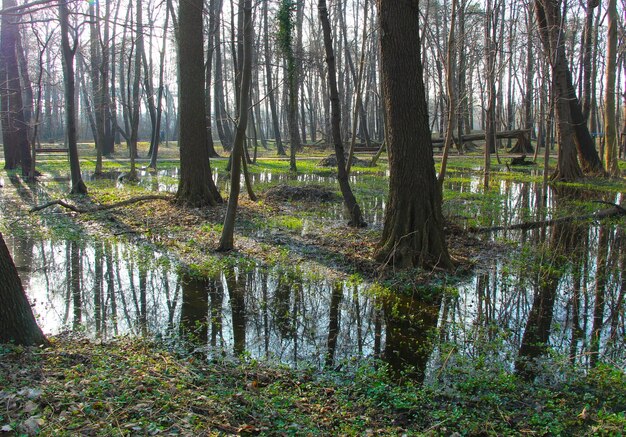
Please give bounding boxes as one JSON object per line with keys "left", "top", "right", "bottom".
{"left": 2, "top": 169, "right": 625, "bottom": 378}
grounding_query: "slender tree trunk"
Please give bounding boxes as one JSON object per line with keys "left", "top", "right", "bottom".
{"left": 148, "top": 0, "right": 170, "bottom": 170}
{"left": 318, "top": 0, "right": 365, "bottom": 227}
{"left": 438, "top": 0, "right": 458, "bottom": 186}
{"left": 263, "top": 2, "right": 285, "bottom": 155}
{"left": 603, "top": 0, "right": 619, "bottom": 175}
{"left": 59, "top": 0, "right": 87, "bottom": 194}
{"left": 278, "top": 0, "right": 301, "bottom": 172}
{"left": 213, "top": 1, "right": 233, "bottom": 152}
{"left": 204, "top": 0, "right": 220, "bottom": 158}
{"left": 218, "top": 0, "right": 253, "bottom": 251}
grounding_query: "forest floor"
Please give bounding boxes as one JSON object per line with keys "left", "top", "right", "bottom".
{"left": 2, "top": 142, "right": 626, "bottom": 435}
{"left": 1, "top": 337, "right": 626, "bottom": 436}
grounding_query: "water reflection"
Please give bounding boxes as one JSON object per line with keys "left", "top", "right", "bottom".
{"left": 5, "top": 169, "right": 626, "bottom": 378}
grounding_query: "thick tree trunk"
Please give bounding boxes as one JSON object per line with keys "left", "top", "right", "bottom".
{"left": 374, "top": 0, "right": 452, "bottom": 270}
{"left": 0, "top": 233, "right": 47, "bottom": 346}
{"left": 534, "top": 0, "right": 603, "bottom": 179}
{"left": 318, "top": 0, "right": 365, "bottom": 228}
{"left": 0, "top": 0, "right": 31, "bottom": 175}
{"left": 176, "top": 0, "right": 221, "bottom": 207}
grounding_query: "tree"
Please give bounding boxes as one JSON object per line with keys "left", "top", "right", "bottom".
{"left": 175, "top": 0, "right": 221, "bottom": 207}
{"left": 218, "top": 0, "right": 253, "bottom": 251}
{"left": 59, "top": 0, "right": 88, "bottom": 194}
{"left": 318, "top": 0, "right": 365, "bottom": 227}
{"left": 603, "top": 0, "right": 619, "bottom": 175}
{"left": 277, "top": 0, "right": 301, "bottom": 172}
{"left": 374, "top": 0, "right": 452, "bottom": 270}
{"left": 1, "top": 0, "right": 31, "bottom": 175}
{"left": 0, "top": 232, "right": 47, "bottom": 346}
{"left": 263, "top": 1, "right": 285, "bottom": 156}
{"left": 534, "top": 0, "right": 603, "bottom": 180}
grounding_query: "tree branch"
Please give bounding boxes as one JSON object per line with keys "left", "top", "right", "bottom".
{"left": 30, "top": 195, "right": 172, "bottom": 213}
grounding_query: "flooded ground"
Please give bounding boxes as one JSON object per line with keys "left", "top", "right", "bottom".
{"left": 2, "top": 164, "right": 625, "bottom": 378}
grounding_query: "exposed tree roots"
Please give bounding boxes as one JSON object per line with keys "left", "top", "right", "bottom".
{"left": 29, "top": 194, "right": 173, "bottom": 214}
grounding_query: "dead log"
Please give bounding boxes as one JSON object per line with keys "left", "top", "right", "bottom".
{"left": 468, "top": 203, "right": 626, "bottom": 233}
{"left": 431, "top": 129, "right": 531, "bottom": 146}
{"left": 30, "top": 194, "right": 173, "bottom": 214}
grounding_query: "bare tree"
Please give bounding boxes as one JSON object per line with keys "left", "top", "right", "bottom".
{"left": 218, "top": 0, "right": 253, "bottom": 251}
{"left": 318, "top": 0, "right": 365, "bottom": 227}
{"left": 604, "top": 0, "right": 619, "bottom": 175}
{"left": 59, "top": 0, "right": 87, "bottom": 194}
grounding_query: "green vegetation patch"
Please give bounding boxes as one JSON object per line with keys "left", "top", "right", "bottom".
{"left": 1, "top": 338, "right": 624, "bottom": 436}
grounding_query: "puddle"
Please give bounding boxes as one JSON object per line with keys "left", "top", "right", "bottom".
{"left": 3, "top": 167, "right": 625, "bottom": 375}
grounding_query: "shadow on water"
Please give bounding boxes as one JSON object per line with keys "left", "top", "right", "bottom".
{"left": 5, "top": 168, "right": 626, "bottom": 379}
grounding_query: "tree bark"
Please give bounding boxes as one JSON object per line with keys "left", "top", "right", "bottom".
{"left": 0, "top": 0, "right": 31, "bottom": 175}
{"left": 0, "top": 232, "right": 47, "bottom": 346}
{"left": 263, "top": 2, "right": 285, "bottom": 155}
{"left": 603, "top": 0, "right": 619, "bottom": 175}
{"left": 59, "top": 0, "right": 87, "bottom": 194}
{"left": 374, "top": 0, "right": 452, "bottom": 270}
{"left": 318, "top": 0, "right": 365, "bottom": 227}
{"left": 175, "top": 0, "right": 221, "bottom": 207}
{"left": 218, "top": 0, "right": 253, "bottom": 251}
{"left": 534, "top": 0, "right": 603, "bottom": 179}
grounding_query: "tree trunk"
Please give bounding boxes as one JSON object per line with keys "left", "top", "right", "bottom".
{"left": 318, "top": 0, "right": 365, "bottom": 228}
{"left": 438, "top": 0, "right": 458, "bottom": 186}
{"left": 176, "top": 0, "right": 221, "bottom": 207}
{"left": 0, "top": 232, "right": 47, "bottom": 346}
{"left": 263, "top": 2, "right": 285, "bottom": 155}
{"left": 204, "top": 0, "right": 220, "bottom": 158}
{"left": 59, "top": 0, "right": 87, "bottom": 194}
{"left": 278, "top": 0, "right": 301, "bottom": 172}
{"left": 213, "top": 2, "right": 234, "bottom": 152}
{"left": 374, "top": 0, "right": 452, "bottom": 270}
{"left": 218, "top": 0, "right": 253, "bottom": 251}
{"left": 148, "top": 0, "right": 170, "bottom": 170}
{"left": 603, "top": 0, "right": 619, "bottom": 175}
{"left": 0, "top": 0, "right": 31, "bottom": 175}
{"left": 534, "top": 0, "right": 603, "bottom": 179}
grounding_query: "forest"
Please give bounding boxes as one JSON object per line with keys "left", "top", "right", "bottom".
{"left": 1, "top": 0, "right": 626, "bottom": 434}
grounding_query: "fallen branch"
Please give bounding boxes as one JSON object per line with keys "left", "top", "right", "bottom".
{"left": 30, "top": 194, "right": 173, "bottom": 214}
{"left": 468, "top": 205, "right": 626, "bottom": 233}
